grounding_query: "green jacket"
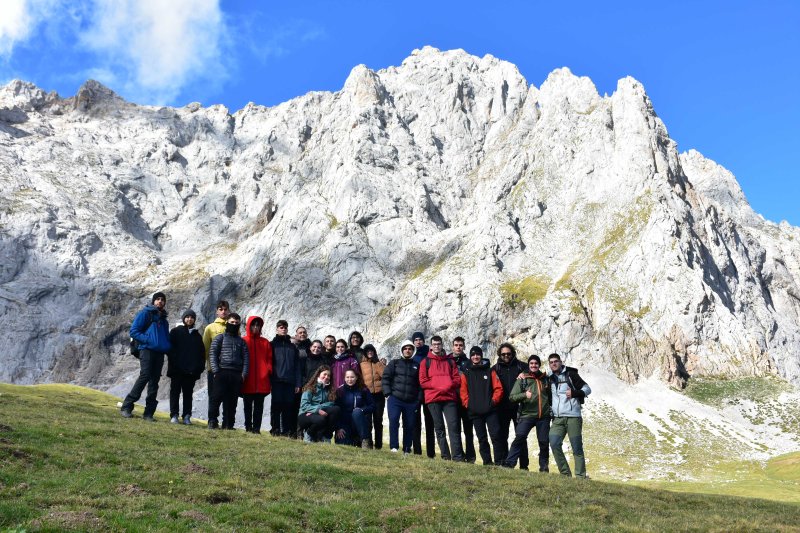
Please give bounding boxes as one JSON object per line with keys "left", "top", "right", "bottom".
{"left": 299, "top": 384, "right": 335, "bottom": 415}
{"left": 509, "top": 372, "right": 551, "bottom": 419}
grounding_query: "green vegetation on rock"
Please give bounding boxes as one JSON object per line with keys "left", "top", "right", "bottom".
{"left": 500, "top": 275, "right": 550, "bottom": 309}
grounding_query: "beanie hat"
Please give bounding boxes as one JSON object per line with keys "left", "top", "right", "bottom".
{"left": 401, "top": 339, "right": 415, "bottom": 350}
{"left": 469, "top": 346, "right": 484, "bottom": 356}
{"left": 182, "top": 309, "right": 196, "bottom": 321}
{"left": 152, "top": 291, "right": 166, "bottom": 304}
{"left": 412, "top": 331, "right": 425, "bottom": 342}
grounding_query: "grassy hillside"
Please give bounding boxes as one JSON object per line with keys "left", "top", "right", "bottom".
{"left": 1, "top": 384, "right": 800, "bottom": 532}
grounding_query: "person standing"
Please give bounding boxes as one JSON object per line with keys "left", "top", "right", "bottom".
{"left": 166, "top": 309, "right": 205, "bottom": 424}
{"left": 382, "top": 340, "right": 422, "bottom": 454}
{"left": 270, "top": 320, "right": 302, "bottom": 437}
{"left": 292, "top": 326, "right": 312, "bottom": 438}
{"left": 121, "top": 291, "right": 171, "bottom": 421}
{"left": 331, "top": 338, "right": 360, "bottom": 389}
{"left": 411, "top": 331, "right": 436, "bottom": 457}
{"left": 459, "top": 346, "right": 503, "bottom": 465}
{"left": 450, "top": 336, "right": 476, "bottom": 463}
{"left": 419, "top": 335, "right": 463, "bottom": 461}
{"left": 209, "top": 313, "right": 249, "bottom": 430}
{"left": 492, "top": 343, "right": 529, "bottom": 468}
{"left": 241, "top": 315, "right": 273, "bottom": 434}
{"left": 504, "top": 355, "right": 552, "bottom": 471}
{"left": 304, "top": 340, "right": 332, "bottom": 383}
{"left": 548, "top": 353, "right": 591, "bottom": 478}
{"left": 323, "top": 335, "right": 337, "bottom": 359}
{"left": 202, "top": 300, "right": 230, "bottom": 429}
{"left": 360, "top": 343, "right": 386, "bottom": 449}
{"left": 348, "top": 331, "right": 366, "bottom": 362}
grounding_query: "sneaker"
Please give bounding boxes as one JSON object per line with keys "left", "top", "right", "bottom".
{"left": 390, "top": 448, "right": 399, "bottom": 453}
{"left": 142, "top": 415, "right": 156, "bottom": 422}
{"left": 170, "top": 416, "right": 179, "bottom": 424}
{"left": 303, "top": 433, "right": 313, "bottom": 443}
{"left": 120, "top": 409, "right": 133, "bottom": 418}
{"left": 361, "top": 440, "right": 370, "bottom": 450}
{"left": 183, "top": 416, "right": 192, "bottom": 425}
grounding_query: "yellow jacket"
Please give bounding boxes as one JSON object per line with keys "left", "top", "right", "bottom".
{"left": 202, "top": 318, "right": 228, "bottom": 371}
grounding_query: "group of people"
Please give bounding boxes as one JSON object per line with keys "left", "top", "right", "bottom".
{"left": 121, "top": 292, "right": 592, "bottom": 478}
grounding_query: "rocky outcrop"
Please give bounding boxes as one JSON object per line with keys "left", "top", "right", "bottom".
{"left": 1, "top": 46, "right": 798, "bottom": 391}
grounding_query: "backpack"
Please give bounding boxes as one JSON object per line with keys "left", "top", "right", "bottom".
{"left": 129, "top": 311, "right": 155, "bottom": 359}
{"left": 424, "top": 356, "right": 456, "bottom": 372}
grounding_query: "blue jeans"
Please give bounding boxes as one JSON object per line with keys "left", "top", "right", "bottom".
{"left": 387, "top": 396, "right": 418, "bottom": 452}
{"left": 337, "top": 408, "right": 370, "bottom": 444}
{"left": 122, "top": 349, "right": 164, "bottom": 417}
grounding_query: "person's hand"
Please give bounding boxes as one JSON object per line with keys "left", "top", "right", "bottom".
{"left": 295, "top": 387, "right": 300, "bottom": 393}
{"left": 241, "top": 374, "right": 246, "bottom": 381}
{"left": 319, "top": 410, "right": 328, "bottom": 417}
{"left": 336, "top": 429, "right": 346, "bottom": 440}
{"left": 525, "top": 390, "right": 532, "bottom": 399}
{"left": 566, "top": 388, "right": 573, "bottom": 399}
{"left": 305, "top": 412, "right": 312, "bottom": 416}
{"left": 516, "top": 372, "right": 525, "bottom": 380}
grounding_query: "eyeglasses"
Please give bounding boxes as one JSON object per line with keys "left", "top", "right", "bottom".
{"left": 500, "top": 352, "right": 512, "bottom": 356}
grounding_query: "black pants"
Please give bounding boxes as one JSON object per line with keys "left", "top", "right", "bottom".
{"left": 471, "top": 411, "right": 502, "bottom": 465}
{"left": 506, "top": 416, "right": 550, "bottom": 471}
{"left": 270, "top": 382, "right": 297, "bottom": 436}
{"left": 122, "top": 349, "right": 164, "bottom": 417}
{"left": 369, "top": 392, "right": 385, "bottom": 449}
{"left": 169, "top": 374, "right": 196, "bottom": 417}
{"left": 458, "top": 403, "right": 476, "bottom": 462}
{"left": 213, "top": 369, "right": 242, "bottom": 429}
{"left": 427, "top": 401, "right": 464, "bottom": 461}
{"left": 207, "top": 371, "right": 221, "bottom": 424}
{"left": 496, "top": 407, "right": 528, "bottom": 468}
{"left": 243, "top": 393, "right": 268, "bottom": 432}
{"left": 413, "top": 403, "right": 436, "bottom": 457}
{"left": 298, "top": 405, "right": 341, "bottom": 441}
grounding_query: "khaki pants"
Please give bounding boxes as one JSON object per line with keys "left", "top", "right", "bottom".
{"left": 549, "top": 416, "right": 586, "bottom": 478}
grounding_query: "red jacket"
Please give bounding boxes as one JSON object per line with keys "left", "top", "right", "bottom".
{"left": 419, "top": 352, "right": 461, "bottom": 403}
{"left": 241, "top": 316, "right": 273, "bottom": 395}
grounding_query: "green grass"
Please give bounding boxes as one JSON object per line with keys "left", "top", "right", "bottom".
{"left": 2, "top": 384, "right": 800, "bottom": 532}
{"left": 500, "top": 275, "right": 550, "bottom": 309}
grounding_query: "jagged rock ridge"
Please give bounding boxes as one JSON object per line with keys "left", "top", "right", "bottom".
{"left": 1, "top": 46, "right": 799, "bottom": 391}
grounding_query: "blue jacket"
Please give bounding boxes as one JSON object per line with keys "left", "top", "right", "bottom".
{"left": 130, "top": 305, "right": 171, "bottom": 353}
{"left": 550, "top": 366, "right": 591, "bottom": 417}
{"left": 335, "top": 384, "right": 375, "bottom": 429}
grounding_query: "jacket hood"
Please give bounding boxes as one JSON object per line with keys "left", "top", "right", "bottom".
{"left": 468, "top": 358, "right": 491, "bottom": 369}
{"left": 348, "top": 330, "right": 364, "bottom": 347}
{"left": 427, "top": 351, "right": 452, "bottom": 361}
{"left": 334, "top": 352, "right": 353, "bottom": 361}
{"left": 363, "top": 343, "right": 378, "bottom": 360}
{"left": 245, "top": 315, "right": 264, "bottom": 337}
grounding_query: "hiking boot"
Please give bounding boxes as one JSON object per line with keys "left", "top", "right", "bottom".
{"left": 208, "top": 420, "right": 219, "bottom": 430}
{"left": 182, "top": 416, "right": 192, "bottom": 425}
{"left": 120, "top": 409, "right": 133, "bottom": 418}
{"left": 361, "top": 440, "right": 370, "bottom": 450}
{"left": 142, "top": 415, "right": 156, "bottom": 422}
{"left": 170, "top": 416, "right": 179, "bottom": 424}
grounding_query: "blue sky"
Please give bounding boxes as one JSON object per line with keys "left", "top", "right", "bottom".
{"left": 1, "top": 0, "right": 797, "bottom": 225}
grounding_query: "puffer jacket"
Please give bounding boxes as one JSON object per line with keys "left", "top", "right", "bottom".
{"left": 459, "top": 360, "right": 503, "bottom": 416}
{"left": 331, "top": 353, "right": 360, "bottom": 389}
{"left": 241, "top": 316, "right": 273, "bottom": 395}
{"left": 360, "top": 358, "right": 385, "bottom": 394}
{"left": 304, "top": 353, "right": 333, "bottom": 384}
{"left": 419, "top": 352, "right": 461, "bottom": 404}
{"left": 299, "top": 383, "right": 336, "bottom": 415}
{"left": 509, "top": 371, "right": 551, "bottom": 419}
{"left": 209, "top": 332, "right": 250, "bottom": 376}
{"left": 382, "top": 356, "right": 422, "bottom": 403}
{"left": 492, "top": 357, "right": 528, "bottom": 410}
{"left": 130, "top": 305, "right": 171, "bottom": 353}
{"left": 550, "top": 366, "right": 591, "bottom": 418}
{"left": 271, "top": 335, "right": 302, "bottom": 388}
{"left": 167, "top": 325, "right": 205, "bottom": 378}
{"left": 202, "top": 318, "right": 227, "bottom": 371}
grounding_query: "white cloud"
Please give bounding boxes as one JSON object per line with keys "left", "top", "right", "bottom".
{"left": 0, "top": 0, "right": 61, "bottom": 57}
{"left": 81, "top": 0, "right": 227, "bottom": 104}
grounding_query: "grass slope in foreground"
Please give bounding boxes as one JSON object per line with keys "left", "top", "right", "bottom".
{"left": 1, "top": 384, "right": 800, "bottom": 532}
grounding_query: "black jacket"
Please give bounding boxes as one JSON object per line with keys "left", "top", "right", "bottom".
{"left": 492, "top": 357, "right": 528, "bottom": 410}
{"left": 463, "top": 361, "right": 496, "bottom": 416}
{"left": 382, "top": 356, "right": 422, "bottom": 404}
{"left": 304, "top": 353, "right": 334, "bottom": 384}
{"left": 167, "top": 325, "right": 205, "bottom": 379}
{"left": 210, "top": 333, "right": 250, "bottom": 376}
{"left": 271, "top": 335, "right": 301, "bottom": 387}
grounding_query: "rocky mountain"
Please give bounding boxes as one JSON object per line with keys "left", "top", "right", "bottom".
{"left": 1, "top": 46, "right": 799, "bottom": 396}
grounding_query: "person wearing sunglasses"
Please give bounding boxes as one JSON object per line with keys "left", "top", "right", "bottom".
{"left": 491, "top": 343, "right": 529, "bottom": 468}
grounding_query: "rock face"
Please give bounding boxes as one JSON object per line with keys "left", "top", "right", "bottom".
{"left": 1, "top": 47, "right": 799, "bottom": 390}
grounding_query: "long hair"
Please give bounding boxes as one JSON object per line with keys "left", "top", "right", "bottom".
{"left": 302, "top": 365, "right": 336, "bottom": 402}
{"left": 496, "top": 342, "right": 517, "bottom": 359}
